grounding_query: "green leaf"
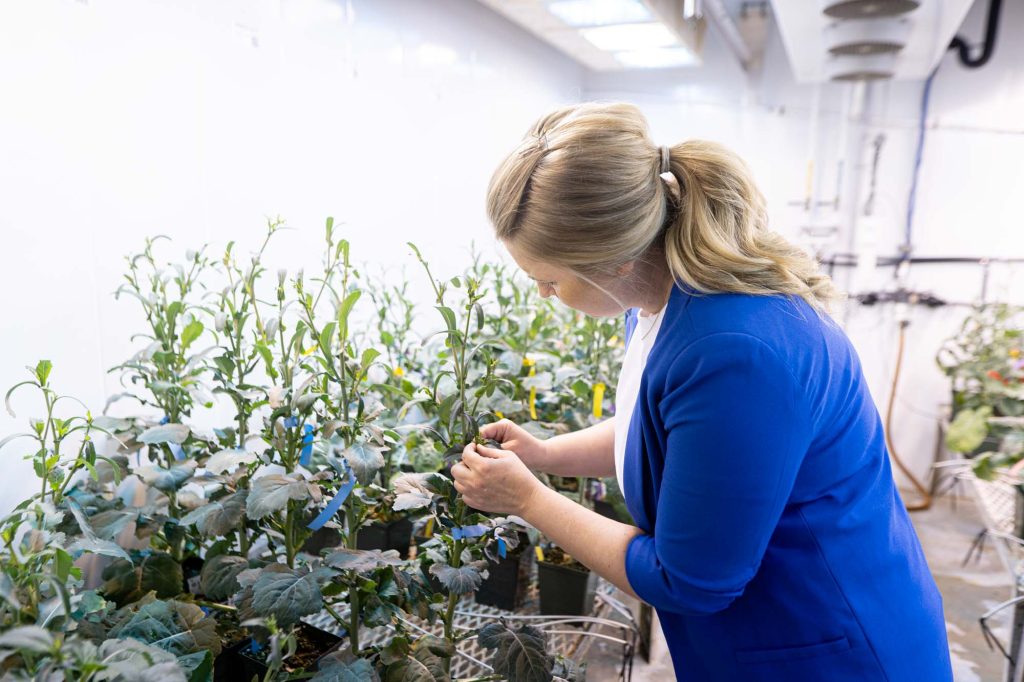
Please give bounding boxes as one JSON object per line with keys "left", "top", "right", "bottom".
{"left": 199, "top": 555, "right": 247, "bottom": 601}
{"left": 181, "top": 320, "right": 204, "bottom": 351}
{"left": 97, "top": 638, "right": 187, "bottom": 682}
{"left": 108, "top": 598, "right": 221, "bottom": 657}
{"left": 478, "top": 620, "right": 553, "bottom": 682}
{"left": 136, "top": 460, "right": 198, "bottom": 492}
{"left": 101, "top": 554, "right": 184, "bottom": 606}
{"left": 312, "top": 656, "right": 381, "bottom": 682}
{"left": 342, "top": 442, "right": 386, "bottom": 485}
{"left": 179, "top": 650, "right": 214, "bottom": 682}
{"left": 946, "top": 407, "right": 993, "bottom": 453}
{"left": 212, "top": 355, "right": 235, "bottom": 377}
{"left": 0, "top": 573, "right": 22, "bottom": 611}
{"left": 34, "top": 360, "right": 53, "bottom": 386}
{"left": 429, "top": 563, "right": 484, "bottom": 595}
{"left": 392, "top": 473, "right": 434, "bottom": 512}
{"left": 87, "top": 508, "right": 138, "bottom": 540}
{"left": 204, "top": 449, "right": 257, "bottom": 475}
{"left": 0, "top": 625, "right": 53, "bottom": 653}
{"left": 384, "top": 635, "right": 453, "bottom": 682}
{"left": 360, "top": 349, "right": 382, "bottom": 377}
{"left": 319, "top": 322, "right": 337, "bottom": 352}
{"left": 326, "top": 548, "right": 404, "bottom": 573}
{"left": 139, "top": 423, "right": 191, "bottom": 445}
{"left": 250, "top": 566, "right": 323, "bottom": 627}
{"left": 338, "top": 291, "right": 362, "bottom": 334}
{"left": 180, "top": 491, "right": 246, "bottom": 537}
{"left": 436, "top": 306, "right": 457, "bottom": 332}
{"left": 246, "top": 474, "right": 311, "bottom": 520}
{"left": 55, "top": 547, "right": 73, "bottom": 582}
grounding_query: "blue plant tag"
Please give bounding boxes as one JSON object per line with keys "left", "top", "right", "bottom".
{"left": 498, "top": 538, "right": 507, "bottom": 559}
{"left": 283, "top": 416, "right": 299, "bottom": 429}
{"left": 452, "top": 524, "right": 488, "bottom": 540}
{"left": 171, "top": 444, "right": 185, "bottom": 461}
{"left": 299, "top": 424, "right": 315, "bottom": 467}
{"left": 307, "top": 460, "right": 356, "bottom": 531}
{"left": 159, "top": 415, "right": 170, "bottom": 425}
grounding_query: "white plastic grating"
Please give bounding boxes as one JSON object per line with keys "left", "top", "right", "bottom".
{"left": 304, "top": 578, "right": 640, "bottom": 680}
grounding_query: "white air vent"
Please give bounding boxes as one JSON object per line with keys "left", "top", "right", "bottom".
{"left": 771, "top": 0, "right": 974, "bottom": 82}
{"left": 824, "top": 19, "right": 910, "bottom": 56}
{"left": 822, "top": 0, "right": 919, "bottom": 20}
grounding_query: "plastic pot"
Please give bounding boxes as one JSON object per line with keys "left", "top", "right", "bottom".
{"left": 356, "top": 517, "right": 414, "bottom": 559}
{"left": 537, "top": 560, "right": 597, "bottom": 617}
{"left": 474, "top": 542, "right": 533, "bottom": 612}
{"left": 219, "top": 622, "right": 343, "bottom": 682}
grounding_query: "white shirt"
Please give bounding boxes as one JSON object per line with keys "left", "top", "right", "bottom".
{"left": 614, "top": 307, "right": 667, "bottom": 503}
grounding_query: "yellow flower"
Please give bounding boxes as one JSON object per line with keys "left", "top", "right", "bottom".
{"left": 393, "top": 366, "right": 405, "bottom": 377}
{"left": 495, "top": 411, "right": 505, "bottom": 420}
{"left": 522, "top": 357, "right": 535, "bottom": 368}
{"left": 1011, "top": 348, "right": 1021, "bottom": 359}
{"left": 592, "top": 382, "right": 606, "bottom": 419}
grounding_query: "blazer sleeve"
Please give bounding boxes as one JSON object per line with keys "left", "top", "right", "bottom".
{"left": 624, "top": 332, "right": 813, "bottom": 615}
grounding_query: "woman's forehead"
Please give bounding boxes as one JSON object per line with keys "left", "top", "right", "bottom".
{"left": 504, "top": 241, "right": 570, "bottom": 280}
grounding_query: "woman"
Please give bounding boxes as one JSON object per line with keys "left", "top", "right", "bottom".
{"left": 450, "top": 103, "right": 952, "bottom": 681}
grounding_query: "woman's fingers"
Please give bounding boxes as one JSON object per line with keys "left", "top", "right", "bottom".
{"left": 480, "top": 419, "right": 514, "bottom": 441}
{"left": 474, "top": 443, "right": 509, "bottom": 459}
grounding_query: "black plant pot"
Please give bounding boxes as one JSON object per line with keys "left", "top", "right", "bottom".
{"left": 537, "top": 560, "right": 597, "bottom": 617}
{"left": 302, "top": 526, "right": 344, "bottom": 556}
{"left": 182, "top": 556, "right": 204, "bottom": 595}
{"left": 591, "top": 499, "right": 619, "bottom": 521}
{"left": 356, "top": 518, "right": 414, "bottom": 559}
{"left": 474, "top": 542, "right": 533, "bottom": 612}
{"left": 218, "top": 622, "right": 343, "bottom": 681}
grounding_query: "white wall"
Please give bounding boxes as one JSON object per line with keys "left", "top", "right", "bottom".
{"left": 0, "top": 0, "right": 582, "bottom": 511}
{"left": 1, "top": 0, "right": 1021, "bottom": 511}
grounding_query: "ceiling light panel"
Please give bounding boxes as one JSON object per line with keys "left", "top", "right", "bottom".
{"left": 546, "top": 0, "right": 652, "bottom": 27}
{"left": 615, "top": 45, "right": 697, "bottom": 67}
{"left": 580, "top": 22, "right": 678, "bottom": 51}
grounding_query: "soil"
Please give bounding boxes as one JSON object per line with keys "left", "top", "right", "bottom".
{"left": 541, "top": 545, "right": 589, "bottom": 572}
{"left": 239, "top": 624, "right": 341, "bottom": 674}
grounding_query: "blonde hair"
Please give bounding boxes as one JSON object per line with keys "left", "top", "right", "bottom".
{"left": 486, "top": 102, "right": 837, "bottom": 312}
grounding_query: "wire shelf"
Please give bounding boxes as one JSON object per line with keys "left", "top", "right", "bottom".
{"left": 304, "top": 578, "right": 640, "bottom": 680}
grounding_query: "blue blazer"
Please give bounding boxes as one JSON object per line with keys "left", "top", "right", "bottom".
{"left": 621, "top": 286, "right": 951, "bottom": 681}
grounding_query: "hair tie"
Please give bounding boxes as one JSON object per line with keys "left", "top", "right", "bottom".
{"left": 658, "top": 146, "right": 682, "bottom": 208}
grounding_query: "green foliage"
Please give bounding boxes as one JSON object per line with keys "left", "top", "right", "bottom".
{"left": 478, "top": 619, "right": 553, "bottom": 682}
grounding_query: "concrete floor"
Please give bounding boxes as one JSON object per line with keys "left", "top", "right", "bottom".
{"left": 615, "top": 493, "right": 1015, "bottom": 681}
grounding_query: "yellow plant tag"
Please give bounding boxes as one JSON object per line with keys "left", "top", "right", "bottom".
{"left": 529, "top": 387, "right": 537, "bottom": 420}
{"left": 495, "top": 411, "right": 505, "bottom": 420}
{"left": 424, "top": 517, "right": 435, "bottom": 538}
{"left": 523, "top": 357, "right": 535, "bottom": 368}
{"left": 535, "top": 546, "right": 545, "bottom": 562}
{"left": 592, "top": 382, "right": 606, "bottom": 418}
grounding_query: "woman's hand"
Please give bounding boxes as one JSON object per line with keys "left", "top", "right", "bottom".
{"left": 451, "top": 442, "right": 545, "bottom": 516}
{"left": 478, "top": 419, "right": 549, "bottom": 471}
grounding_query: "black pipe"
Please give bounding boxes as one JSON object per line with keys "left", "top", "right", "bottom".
{"left": 948, "top": 0, "right": 1002, "bottom": 69}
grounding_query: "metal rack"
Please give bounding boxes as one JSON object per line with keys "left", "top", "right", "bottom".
{"left": 305, "top": 578, "right": 640, "bottom": 680}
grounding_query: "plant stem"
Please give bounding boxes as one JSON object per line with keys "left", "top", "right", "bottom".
{"left": 197, "top": 601, "right": 237, "bottom": 613}
{"left": 348, "top": 587, "right": 360, "bottom": 656}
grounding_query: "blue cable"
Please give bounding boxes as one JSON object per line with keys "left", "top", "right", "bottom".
{"left": 904, "top": 69, "right": 937, "bottom": 257}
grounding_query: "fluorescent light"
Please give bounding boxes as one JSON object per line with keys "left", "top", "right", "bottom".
{"left": 580, "top": 22, "right": 678, "bottom": 51}
{"left": 547, "top": 0, "right": 652, "bottom": 27}
{"left": 615, "top": 46, "right": 698, "bottom": 68}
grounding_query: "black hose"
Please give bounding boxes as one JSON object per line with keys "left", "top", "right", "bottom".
{"left": 949, "top": 0, "right": 1002, "bottom": 69}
